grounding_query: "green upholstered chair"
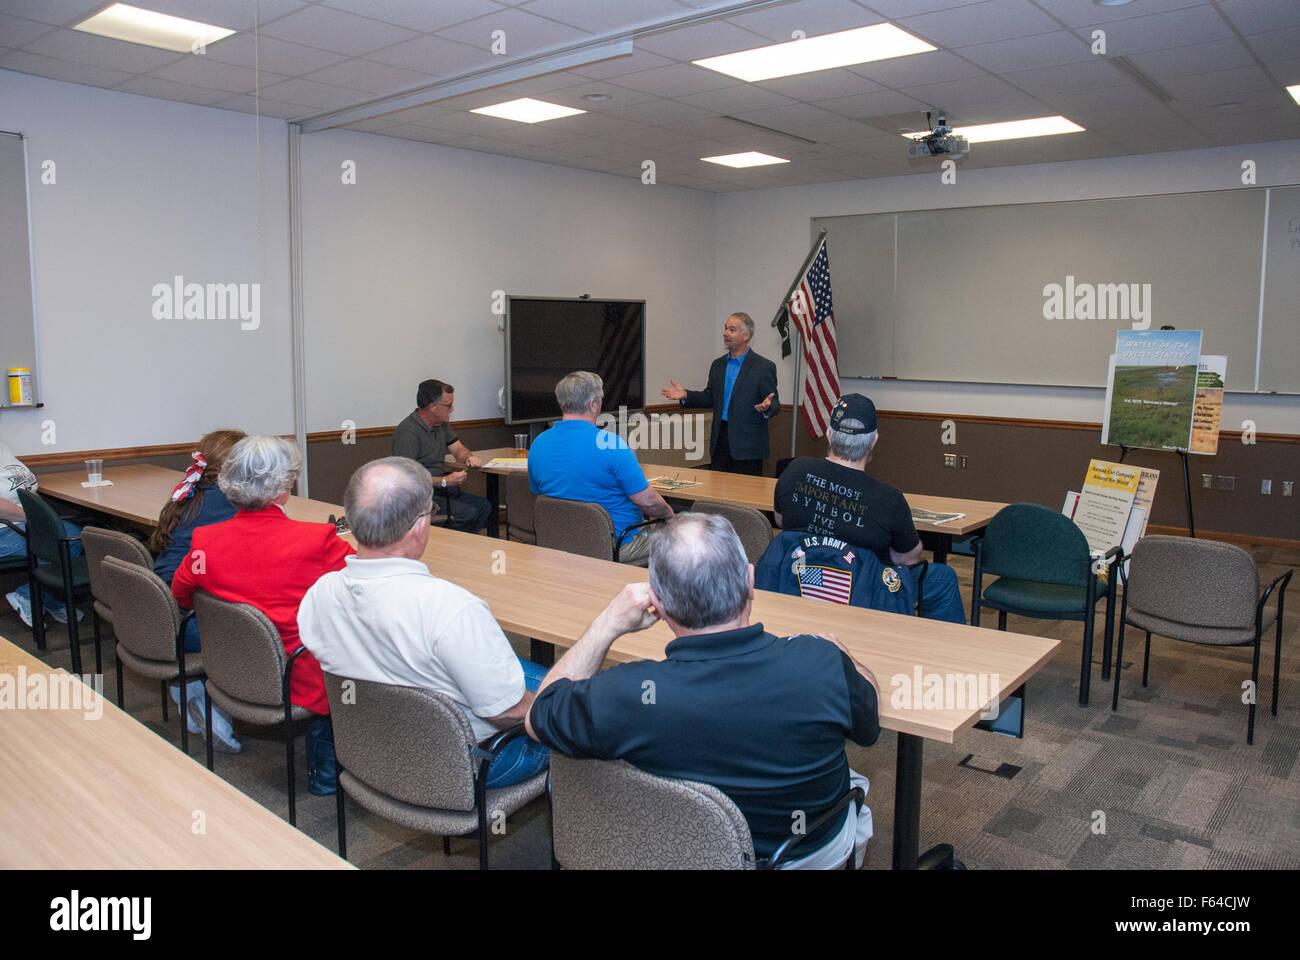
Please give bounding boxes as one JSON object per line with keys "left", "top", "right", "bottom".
{"left": 971, "top": 503, "right": 1120, "bottom": 707}
{"left": 16, "top": 489, "right": 93, "bottom": 675}
{"left": 1111, "top": 535, "right": 1291, "bottom": 744}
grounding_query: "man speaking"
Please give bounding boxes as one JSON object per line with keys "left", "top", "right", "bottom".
{"left": 662, "top": 312, "right": 777, "bottom": 475}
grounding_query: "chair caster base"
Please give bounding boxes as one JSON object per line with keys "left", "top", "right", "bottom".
{"left": 916, "top": 843, "right": 961, "bottom": 870}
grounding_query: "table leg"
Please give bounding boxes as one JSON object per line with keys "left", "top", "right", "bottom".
{"left": 892, "top": 732, "right": 959, "bottom": 870}
{"left": 932, "top": 533, "right": 951, "bottom": 565}
{"left": 486, "top": 473, "right": 500, "bottom": 539}
{"left": 529, "top": 639, "right": 555, "bottom": 667}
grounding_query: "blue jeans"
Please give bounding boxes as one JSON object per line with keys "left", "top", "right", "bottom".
{"left": 909, "top": 562, "right": 966, "bottom": 625}
{"left": 0, "top": 520, "right": 83, "bottom": 614}
{"left": 484, "top": 657, "right": 551, "bottom": 789}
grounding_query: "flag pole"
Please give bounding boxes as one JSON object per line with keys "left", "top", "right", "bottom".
{"left": 770, "top": 229, "right": 826, "bottom": 460}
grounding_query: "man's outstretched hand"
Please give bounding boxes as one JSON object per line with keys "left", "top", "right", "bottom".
{"left": 754, "top": 392, "right": 775, "bottom": 413}
{"left": 661, "top": 380, "right": 687, "bottom": 401}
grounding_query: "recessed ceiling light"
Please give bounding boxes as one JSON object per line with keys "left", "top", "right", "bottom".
{"left": 1288, "top": 84, "right": 1300, "bottom": 105}
{"left": 901, "top": 115, "right": 1085, "bottom": 143}
{"left": 583, "top": 93, "right": 613, "bottom": 102}
{"left": 1094, "top": 0, "right": 1137, "bottom": 6}
{"left": 701, "top": 152, "right": 789, "bottom": 168}
{"left": 470, "top": 98, "right": 586, "bottom": 123}
{"left": 693, "top": 23, "right": 935, "bottom": 82}
{"left": 72, "top": 2, "right": 235, "bottom": 53}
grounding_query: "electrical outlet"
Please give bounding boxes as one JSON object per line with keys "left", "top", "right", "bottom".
{"left": 1284, "top": 481, "right": 1294, "bottom": 497}
{"left": 1201, "top": 474, "right": 1213, "bottom": 489}
{"left": 1216, "top": 475, "right": 1236, "bottom": 492}
{"left": 1261, "top": 479, "right": 1272, "bottom": 495}
{"left": 959, "top": 455, "right": 968, "bottom": 469}
{"left": 943, "top": 453, "right": 956, "bottom": 468}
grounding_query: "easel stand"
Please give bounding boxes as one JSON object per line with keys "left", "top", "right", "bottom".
{"left": 1116, "top": 445, "right": 1196, "bottom": 538}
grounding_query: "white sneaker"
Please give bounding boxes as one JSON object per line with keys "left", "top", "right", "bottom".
{"left": 48, "top": 603, "right": 85, "bottom": 624}
{"left": 5, "top": 589, "right": 33, "bottom": 628}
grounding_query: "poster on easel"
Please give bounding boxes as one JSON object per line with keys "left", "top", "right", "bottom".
{"left": 1101, "top": 330, "right": 1202, "bottom": 451}
{"left": 1189, "top": 356, "right": 1226, "bottom": 455}
{"left": 1090, "top": 460, "right": 1160, "bottom": 539}
{"left": 1074, "top": 459, "right": 1143, "bottom": 556}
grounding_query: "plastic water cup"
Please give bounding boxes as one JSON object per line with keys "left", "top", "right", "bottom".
{"left": 514, "top": 434, "right": 528, "bottom": 457}
{"left": 85, "top": 459, "right": 103, "bottom": 484}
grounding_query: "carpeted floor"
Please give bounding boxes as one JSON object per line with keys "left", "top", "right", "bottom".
{"left": 3, "top": 542, "right": 1296, "bottom": 870}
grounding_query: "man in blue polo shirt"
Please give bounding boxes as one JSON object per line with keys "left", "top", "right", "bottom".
{"left": 528, "top": 371, "right": 674, "bottom": 564}
{"left": 526, "top": 513, "right": 881, "bottom": 869}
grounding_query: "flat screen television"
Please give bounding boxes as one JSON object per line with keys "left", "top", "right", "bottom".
{"left": 505, "top": 296, "right": 645, "bottom": 425}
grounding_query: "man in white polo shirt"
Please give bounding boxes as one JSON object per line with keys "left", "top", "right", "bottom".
{"left": 298, "top": 456, "right": 549, "bottom": 788}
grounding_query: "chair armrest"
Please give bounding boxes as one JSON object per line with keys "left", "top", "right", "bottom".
{"left": 1258, "top": 569, "right": 1293, "bottom": 614}
{"left": 615, "top": 517, "right": 668, "bottom": 555}
{"left": 0, "top": 519, "right": 26, "bottom": 538}
{"left": 762, "top": 785, "right": 866, "bottom": 870}
{"left": 57, "top": 512, "right": 98, "bottom": 526}
{"left": 472, "top": 724, "right": 531, "bottom": 782}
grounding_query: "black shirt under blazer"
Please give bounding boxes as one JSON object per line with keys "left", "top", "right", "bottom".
{"left": 682, "top": 350, "right": 778, "bottom": 462}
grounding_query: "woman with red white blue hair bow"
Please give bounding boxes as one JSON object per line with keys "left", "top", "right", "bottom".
{"left": 152, "top": 429, "right": 246, "bottom": 753}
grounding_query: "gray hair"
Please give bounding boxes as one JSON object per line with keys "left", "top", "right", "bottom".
{"left": 345, "top": 457, "right": 433, "bottom": 548}
{"left": 648, "top": 513, "right": 749, "bottom": 630}
{"left": 730, "top": 312, "right": 755, "bottom": 339}
{"left": 555, "top": 370, "right": 603, "bottom": 414}
{"left": 218, "top": 436, "right": 302, "bottom": 509}
{"left": 827, "top": 419, "right": 875, "bottom": 462}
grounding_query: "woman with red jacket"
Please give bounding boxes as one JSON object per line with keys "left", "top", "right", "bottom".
{"left": 172, "top": 435, "right": 353, "bottom": 796}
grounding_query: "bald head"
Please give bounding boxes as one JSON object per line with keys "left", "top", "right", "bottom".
{"left": 345, "top": 457, "right": 434, "bottom": 550}
{"left": 648, "top": 513, "right": 751, "bottom": 630}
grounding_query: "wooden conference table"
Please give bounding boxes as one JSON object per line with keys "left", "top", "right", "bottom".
{"left": 0, "top": 634, "right": 350, "bottom": 868}
{"left": 38, "top": 463, "right": 1058, "bottom": 869}
{"left": 476, "top": 448, "right": 1008, "bottom": 562}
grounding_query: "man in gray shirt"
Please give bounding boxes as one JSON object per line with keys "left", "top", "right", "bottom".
{"left": 391, "top": 379, "right": 493, "bottom": 533}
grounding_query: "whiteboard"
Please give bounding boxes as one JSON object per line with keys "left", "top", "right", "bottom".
{"left": 816, "top": 186, "right": 1295, "bottom": 393}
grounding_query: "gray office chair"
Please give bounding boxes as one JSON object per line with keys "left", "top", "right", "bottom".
{"left": 505, "top": 472, "right": 537, "bottom": 544}
{"left": 80, "top": 526, "right": 153, "bottom": 682}
{"left": 1112, "top": 535, "right": 1291, "bottom": 744}
{"left": 323, "top": 672, "right": 548, "bottom": 869}
{"left": 534, "top": 495, "right": 661, "bottom": 567}
{"left": 690, "top": 500, "right": 773, "bottom": 563}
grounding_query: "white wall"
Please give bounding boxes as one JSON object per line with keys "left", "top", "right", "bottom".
{"left": 299, "top": 129, "right": 716, "bottom": 432}
{"left": 0, "top": 69, "right": 292, "bottom": 456}
{"left": 716, "top": 140, "right": 1300, "bottom": 435}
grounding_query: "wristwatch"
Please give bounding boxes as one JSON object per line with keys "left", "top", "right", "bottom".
{"left": 440, "top": 478, "right": 447, "bottom": 488}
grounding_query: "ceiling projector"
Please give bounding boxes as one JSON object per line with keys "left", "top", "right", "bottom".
{"left": 907, "top": 113, "right": 969, "bottom": 159}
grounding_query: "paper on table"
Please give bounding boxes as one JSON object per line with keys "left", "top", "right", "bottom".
{"left": 910, "top": 507, "right": 964, "bottom": 524}
{"left": 648, "top": 475, "right": 700, "bottom": 490}
{"left": 80, "top": 480, "right": 114, "bottom": 488}
{"left": 483, "top": 458, "right": 528, "bottom": 470}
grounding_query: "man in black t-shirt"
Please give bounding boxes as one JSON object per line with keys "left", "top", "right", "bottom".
{"left": 775, "top": 394, "right": 965, "bottom": 624}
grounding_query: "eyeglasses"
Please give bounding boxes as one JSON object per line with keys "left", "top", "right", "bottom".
{"left": 433, "top": 400, "right": 454, "bottom": 409}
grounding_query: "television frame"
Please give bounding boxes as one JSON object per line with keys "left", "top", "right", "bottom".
{"left": 503, "top": 295, "right": 647, "bottom": 426}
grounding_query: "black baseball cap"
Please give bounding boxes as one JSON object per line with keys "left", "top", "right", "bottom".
{"left": 829, "top": 394, "right": 877, "bottom": 433}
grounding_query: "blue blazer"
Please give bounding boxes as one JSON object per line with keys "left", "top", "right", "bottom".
{"left": 682, "top": 350, "right": 778, "bottom": 462}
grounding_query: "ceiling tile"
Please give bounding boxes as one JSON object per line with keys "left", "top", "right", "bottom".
{"left": 517, "top": 0, "right": 690, "bottom": 34}
{"left": 256, "top": 76, "right": 362, "bottom": 109}
{"left": 114, "top": 74, "right": 236, "bottom": 106}
{"left": 546, "top": 134, "right": 630, "bottom": 156}
{"left": 321, "top": 0, "right": 505, "bottom": 33}
{"left": 587, "top": 62, "right": 738, "bottom": 98}
{"left": 567, "top": 48, "right": 674, "bottom": 79}
{"left": 341, "top": 117, "right": 403, "bottom": 133}
{"left": 634, "top": 19, "right": 771, "bottom": 61}
{"left": 1263, "top": 57, "right": 1300, "bottom": 86}
{"left": 675, "top": 84, "right": 799, "bottom": 114}
{"left": 955, "top": 30, "right": 1093, "bottom": 73}
{"left": 1067, "top": 6, "right": 1235, "bottom": 57}
{"left": 816, "top": 88, "right": 934, "bottom": 119}
{"left": 724, "top": 0, "right": 881, "bottom": 42}
{"left": 488, "top": 69, "right": 587, "bottom": 95}
{"left": 365, "top": 34, "right": 487, "bottom": 74}
{"left": 0, "top": 12, "right": 53, "bottom": 45}
{"left": 127, "top": 0, "right": 309, "bottom": 32}
{"left": 755, "top": 68, "right": 884, "bottom": 102}
{"left": 847, "top": 49, "right": 987, "bottom": 88}
{"left": 1124, "top": 38, "right": 1254, "bottom": 80}
{"left": 434, "top": 8, "right": 592, "bottom": 57}
{"left": 538, "top": 111, "right": 648, "bottom": 136}
{"left": 380, "top": 123, "right": 470, "bottom": 143}
{"left": 1243, "top": 25, "right": 1300, "bottom": 62}
{"left": 899, "top": 0, "right": 1061, "bottom": 47}
{"left": 602, "top": 98, "right": 714, "bottom": 124}
{"left": 539, "top": 79, "right": 658, "bottom": 111}
{"left": 0, "top": 1, "right": 113, "bottom": 26}
{"left": 303, "top": 57, "right": 433, "bottom": 93}
{"left": 659, "top": 116, "right": 760, "bottom": 138}
{"left": 384, "top": 103, "right": 455, "bottom": 124}
{"left": 149, "top": 56, "right": 288, "bottom": 93}
{"left": 259, "top": 5, "right": 420, "bottom": 57}
{"left": 203, "top": 34, "right": 349, "bottom": 76}
{"left": 23, "top": 27, "right": 184, "bottom": 73}
{"left": 601, "top": 125, "right": 696, "bottom": 148}
{"left": 210, "top": 95, "right": 315, "bottom": 118}
{"left": 779, "top": 117, "right": 894, "bottom": 144}
{"left": 901, "top": 74, "right": 1049, "bottom": 121}
{"left": 1188, "top": 104, "right": 1300, "bottom": 143}
{"left": 1001, "top": 58, "right": 1130, "bottom": 98}
{"left": 861, "top": 0, "right": 988, "bottom": 15}
{"left": 1029, "top": 0, "right": 1207, "bottom": 29}
{"left": 731, "top": 102, "right": 855, "bottom": 130}
{"left": 1217, "top": 0, "right": 1300, "bottom": 34}
{"left": 0, "top": 48, "right": 133, "bottom": 87}
{"left": 1160, "top": 64, "right": 1285, "bottom": 102}
{"left": 411, "top": 110, "right": 534, "bottom": 136}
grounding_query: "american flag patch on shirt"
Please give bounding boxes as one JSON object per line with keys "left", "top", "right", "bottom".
{"left": 798, "top": 565, "right": 852, "bottom": 605}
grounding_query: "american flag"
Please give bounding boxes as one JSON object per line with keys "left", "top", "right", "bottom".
{"left": 798, "top": 565, "right": 852, "bottom": 605}
{"left": 785, "top": 240, "right": 839, "bottom": 438}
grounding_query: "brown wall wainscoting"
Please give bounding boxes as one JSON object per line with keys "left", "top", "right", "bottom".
{"left": 23, "top": 408, "right": 1298, "bottom": 545}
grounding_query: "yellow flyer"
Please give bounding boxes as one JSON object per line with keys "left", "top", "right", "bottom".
{"left": 1074, "top": 459, "right": 1142, "bottom": 556}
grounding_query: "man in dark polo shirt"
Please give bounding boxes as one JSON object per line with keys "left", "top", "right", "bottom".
{"left": 525, "top": 512, "right": 881, "bottom": 868}
{"left": 392, "top": 379, "right": 492, "bottom": 533}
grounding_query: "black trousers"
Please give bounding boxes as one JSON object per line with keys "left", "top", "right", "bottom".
{"left": 710, "top": 421, "right": 764, "bottom": 476}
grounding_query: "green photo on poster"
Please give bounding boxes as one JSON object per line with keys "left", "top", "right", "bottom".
{"left": 1103, "top": 330, "right": 1203, "bottom": 451}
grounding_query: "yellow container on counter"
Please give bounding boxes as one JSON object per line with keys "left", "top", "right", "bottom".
{"left": 7, "top": 368, "right": 33, "bottom": 405}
